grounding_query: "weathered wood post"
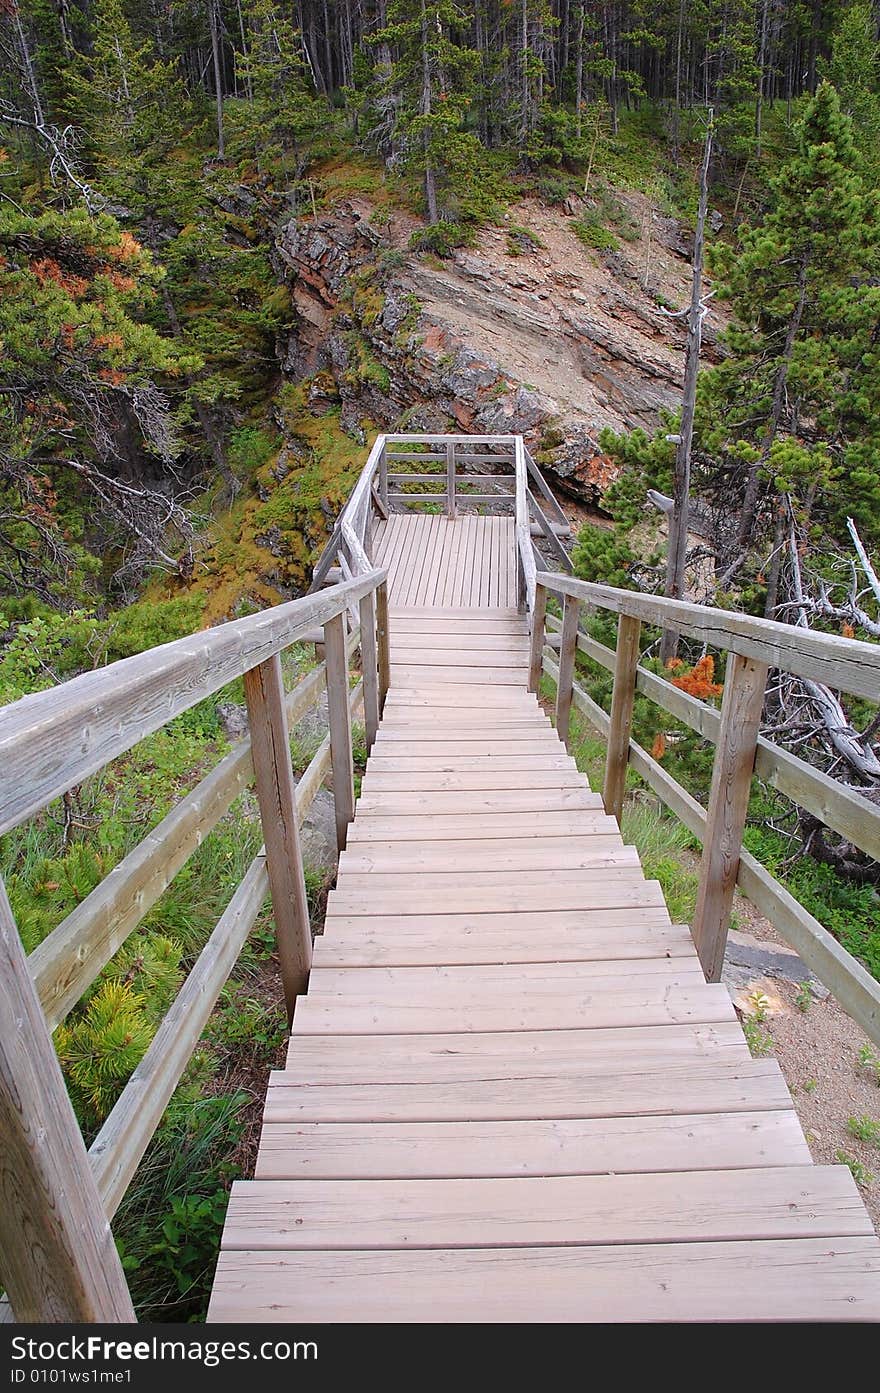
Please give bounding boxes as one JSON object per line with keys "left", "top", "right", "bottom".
{"left": 693, "top": 652, "right": 769, "bottom": 981}
{"left": 359, "top": 588, "right": 380, "bottom": 751}
{"left": 243, "top": 654, "right": 312, "bottom": 1018}
{"left": 378, "top": 440, "right": 389, "bottom": 512}
{"left": 555, "top": 592, "right": 580, "bottom": 747}
{"left": 0, "top": 879, "right": 136, "bottom": 1323}
{"left": 446, "top": 440, "right": 457, "bottom": 520}
{"left": 528, "top": 582, "right": 547, "bottom": 693}
{"left": 323, "top": 611, "right": 356, "bottom": 851}
{"left": 376, "top": 579, "right": 391, "bottom": 715}
{"left": 602, "top": 613, "right": 642, "bottom": 820}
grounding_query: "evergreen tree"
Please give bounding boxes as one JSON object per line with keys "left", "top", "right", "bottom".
{"left": 232, "top": 0, "right": 323, "bottom": 172}
{"left": 699, "top": 81, "right": 880, "bottom": 555}
{"left": 823, "top": 0, "right": 880, "bottom": 182}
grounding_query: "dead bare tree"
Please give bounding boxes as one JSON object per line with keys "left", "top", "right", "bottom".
{"left": 657, "top": 110, "right": 714, "bottom": 665}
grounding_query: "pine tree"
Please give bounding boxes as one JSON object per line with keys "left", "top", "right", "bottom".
{"left": 699, "top": 81, "right": 880, "bottom": 555}
{"left": 232, "top": 0, "right": 323, "bottom": 172}
{"left": 368, "top": 0, "right": 479, "bottom": 228}
{"left": 823, "top": 0, "right": 880, "bottom": 182}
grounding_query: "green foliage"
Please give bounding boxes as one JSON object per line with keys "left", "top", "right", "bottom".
{"left": 835, "top": 1150, "right": 875, "bottom": 1187}
{"left": 847, "top": 1115, "right": 880, "bottom": 1146}
{"left": 742, "top": 1017, "right": 774, "bottom": 1057}
{"left": 571, "top": 523, "right": 636, "bottom": 588}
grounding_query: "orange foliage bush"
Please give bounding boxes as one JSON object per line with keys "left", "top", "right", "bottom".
{"left": 670, "top": 654, "right": 723, "bottom": 699}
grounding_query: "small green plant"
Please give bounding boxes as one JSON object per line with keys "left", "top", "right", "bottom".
{"left": 748, "top": 989, "right": 770, "bottom": 1024}
{"left": 573, "top": 217, "right": 618, "bottom": 252}
{"left": 795, "top": 981, "right": 814, "bottom": 1012}
{"left": 803, "top": 1078, "right": 819, "bottom": 1094}
{"left": 835, "top": 1149, "right": 875, "bottom": 1187}
{"left": 858, "top": 1044, "right": 880, "bottom": 1085}
{"left": 742, "top": 1017, "right": 773, "bottom": 1057}
{"left": 847, "top": 1115, "right": 880, "bottom": 1146}
{"left": 505, "top": 224, "right": 543, "bottom": 257}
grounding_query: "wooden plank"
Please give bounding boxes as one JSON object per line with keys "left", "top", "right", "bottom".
{"left": 243, "top": 655, "right": 311, "bottom": 1015}
{"left": 294, "top": 981, "right": 730, "bottom": 1035}
{"left": 353, "top": 789, "right": 606, "bottom": 815}
{"left": 537, "top": 570, "right": 880, "bottom": 702}
{"left": 359, "top": 770, "right": 587, "bottom": 790}
{"left": 693, "top": 652, "right": 769, "bottom": 982}
{"left": 337, "top": 837, "right": 632, "bottom": 874}
{"left": 208, "top": 1237, "right": 880, "bottom": 1324}
{"left": 313, "top": 922, "right": 694, "bottom": 967}
{"left": 89, "top": 855, "right": 269, "bottom": 1219}
{"left": 347, "top": 812, "right": 615, "bottom": 839}
{"left": 0, "top": 879, "right": 135, "bottom": 1322}
{"left": 364, "top": 756, "right": 578, "bottom": 773}
{"left": 262, "top": 1057, "right": 793, "bottom": 1122}
{"left": 603, "top": 613, "right": 642, "bottom": 820}
{"left": 323, "top": 612, "right": 355, "bottom": 852}
{"left": 220, "top": 1167, "right": 869, "bottom": 1251}
{"left": 528, "top": 583, "right": 547, "bottom": 692}
{"left": 0, "top": 568, "right": 384, "bottom": 837}
{"left": 282, "top": 1021, "right": 746, "bottom": 1081}
{"left": 387, "top": 648, "right": 528, "bottom": 668}
{"left": 555, "top": 592, "right": 580, "bottom": 746}
{"left": 391, "top": 631, "right": 528, "bottom": 651}
{"left": 376, "top": 580, "right": 390, "bottom": 714}
{"left": 255, "top": 1110, "right": 810, "bottom": 1181}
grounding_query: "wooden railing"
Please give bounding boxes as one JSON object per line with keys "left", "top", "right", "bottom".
{"left": 531, "top": 572, "right": 880, "bottom": 1046}
{"left": 0, "top": 569, "right": 390, "bottom": 1322}
{"left": 308, "top": 433, "right": 573, "bottom": 613}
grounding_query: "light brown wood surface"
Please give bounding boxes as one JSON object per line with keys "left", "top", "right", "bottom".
{"left": 208, "top": 509, "right": 880, "bottom": 1324}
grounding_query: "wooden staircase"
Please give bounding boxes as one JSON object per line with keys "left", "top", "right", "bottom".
{"left": 208, "top": 597, "right": 880, "bottom": 1322}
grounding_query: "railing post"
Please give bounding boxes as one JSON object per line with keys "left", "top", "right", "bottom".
{"left": 323, "top": 611, "right": 356, "bottom": 851}
{"left": 376, "top": 579, "right": 391, "bottom": 714}
{"left": 378, "top": 440, "right": 389, "bottom": 511}
{"left": 0, "top": 879, "right": 135, "bottom": 1322}
{"left": 602, "top": 613, "right": 642, "bottom": 821}
{"left": 446, "top": 440, "right": 456, "bottom": 520}
{"left": 693, "top": 652, "right": 769, "bottom": 981}
{"left": 528, "top": 582, "right": 547, "bottom": 693}
{"left": 243, "top": 654, "right": 312, "bottom": 1019}
{"left": 359, "top": 588, "right": 380, "bottom": 751}
{"left": 555, "top": 592, "right": 580, "bottom": 747}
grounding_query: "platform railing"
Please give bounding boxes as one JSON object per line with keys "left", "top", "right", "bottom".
{"left": 0, "top": 569, "right": 389, "bottom": 1322}
{"left": 308, "top": 433, "right": 573, "bottom": 619}
{"left": 531, "top": 571, "right": 880, "bottom": 1047}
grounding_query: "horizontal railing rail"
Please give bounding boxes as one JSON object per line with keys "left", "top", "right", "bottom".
{"left": 0, "top": 569, "right": 389, "bottom": 1322}
{"left": 532, "top": 571, "right": 880, "bottom": 1048}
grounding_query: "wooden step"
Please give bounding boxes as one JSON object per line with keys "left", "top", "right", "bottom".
{"left": 328, "top": 875, "right": 666, "bottom": 915}
{"left": 353, "top": 789, "right": 604, "bottom": 814}
{"left": 219, "top": 1166, "right": 870, "bottom": 1251}
{"left": 347, "top": 811, "right": 616, "bottom": 840}
{"left": 337, "top": 837, "right": 635, "bottom": 874}
{"left": 263, "top": 1057, "right": 794, "bottom": 1123}
{"left": 209, "top": 1237, "right": 880, "bottom": 1323}
{"left": 254, "top": 1110, "right": 810, "bottom": 1180}
{"left": 282, "top": 1022, "right": 748, "bottom": 1081}
{"left": 359, "top": 770, "right": 587, "bottom": 791}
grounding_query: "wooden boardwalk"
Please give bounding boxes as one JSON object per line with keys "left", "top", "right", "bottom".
{"left": 208, "top": 517, "right": 880, "bottom": 1323}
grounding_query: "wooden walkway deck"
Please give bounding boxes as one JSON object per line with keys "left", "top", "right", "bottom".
{"left": 373, "top": 514, "right": 517, "bottom": 609}
{"left": 208, "top": 518, "right": 880, "bottom": 1323}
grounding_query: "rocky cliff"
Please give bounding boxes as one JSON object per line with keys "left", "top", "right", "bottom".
{"left": 273, "top": 190, "right": 721, "bottom": 507}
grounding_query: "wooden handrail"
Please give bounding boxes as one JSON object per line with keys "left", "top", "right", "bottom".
{"left": 0, "top": 569, "right": 384, "bottom": 1322}
{"left": 535, "top": 575, "right": 880, "bottom": 1045}
{"left": 538, "top": 572, "right": 880, "bottom": 701}
{"left": 0, "top": 569, "right": 385, "bottom": 836}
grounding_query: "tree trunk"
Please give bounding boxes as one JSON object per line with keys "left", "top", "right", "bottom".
{"left": 208, "top": 0, "right": 225, "bottom": 159}
{"left": 660, "top": 114, "right": 713, "bottom": 665}
{"left": 420, "top": 0, "right": 438, "bottom": 223}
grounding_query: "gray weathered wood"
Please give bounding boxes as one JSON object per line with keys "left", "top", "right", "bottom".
{"left": 524, "top": 446, "right": 570, "bottom": 528}
{"left": 544, "top": 612, "right": 880, "bottom": 864}
{"left": 693, "top": 653, "right": 769, "bottom": 981}
{"left": 376, "top": 581, "right": 391, "bottom": 715}
{"left": 359, "top": 589, "right": 380, "bottom": 751}
{"left": 0, "top": 570, "right": 384, "bottom": 836}
{"left": 324, "top": 612, "right": 355, "bottom": 851}
{"left": 603, "top": 614, "right": 642, "bottom": 821}
{"left": 89, "top": 855, "right": 269, "bottom": 1219}
{"left": 541, "top": 650, "right": 880, "bottom": 1047}
{"left": 0, "top": 878, "right": 135, "bottom": 1322}
{"left": 555, "top": 593, "right": 581, "bottom": 748}
{"left": 446, "top": 441, "right": 457, "bottom": 519}
{"left": 29, "top": 662, "right": 328, "bottom": 1031}
{"left": 528, "top": 584, "right": 548, "bottom": 693}
{"left": 536, "top": 571, "right": 880, "bottom": 701}
{"left": 244, "top": 655, "right": 311, "bottom": 1016}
